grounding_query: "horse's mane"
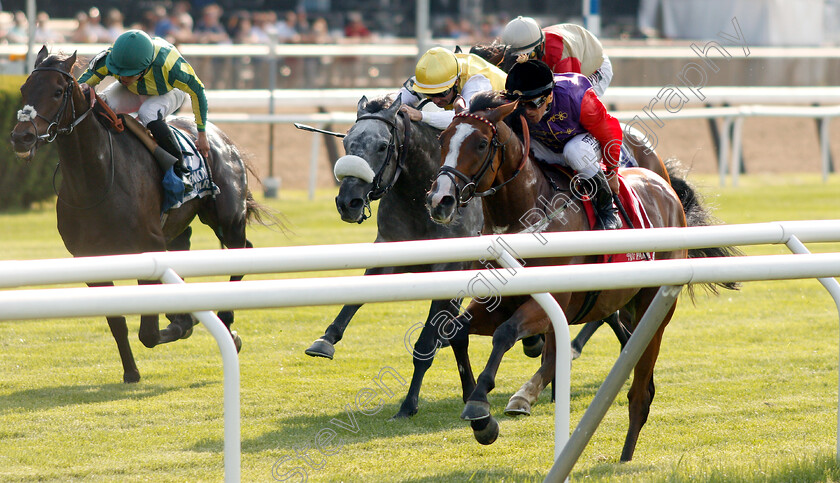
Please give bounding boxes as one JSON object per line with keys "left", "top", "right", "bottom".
{"left": 37, "top": 51, "right": 79, "bottom": 72}
{"left": 470, "top": 42, "right": 506, "bottom": 67}
{"left": 360, "top": 95, "right": 396, "bottom": 114}
{"left": 469, "top": 91, "right": 509, "bottom": 113}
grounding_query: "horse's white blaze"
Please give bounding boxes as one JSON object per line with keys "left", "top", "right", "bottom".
{"left": 431, "top": 124, "right": 476, "bottom": 203}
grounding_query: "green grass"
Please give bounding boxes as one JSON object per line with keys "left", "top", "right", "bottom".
{"left": 0, "top": 174, "right": 838, "bottom": 482}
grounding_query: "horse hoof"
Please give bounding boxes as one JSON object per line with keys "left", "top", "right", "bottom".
{"left": 305, "top": 338, "right": 335, "bottom": 359}
{"left": 389, "top": 411, "right": 413, "bottom": 421}
{"left": 461, "top": 400, "right": 491, "bottom": 421}
{"left": 159, "top": 326, "right": 182, "bottom": 344}
{"left": 472, "top": 416, "right": 499, "bottom": 445}
{"left": 522, "top": 336, "right": 544, "bottom": 358}
{"left": 571, "top": 347, "right": 581, "bottom": 361}
{"left": 123, "top": 371, "right": 141, "bottom": 384}
{"left": 504, "top": 396, "right": 532, "bottom": 417}
{"left": 231, "top": 331, "right": 242, "bottom": 353}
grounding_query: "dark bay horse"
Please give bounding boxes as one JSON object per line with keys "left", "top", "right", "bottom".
{"left": 10, "top": 48, "right": 271, "bottom": 383}
{"left": 425, "top": 93, "right": 737, "bottom": 461}
{"left": 304, "top": 95, "right": 486, "bottom": 419}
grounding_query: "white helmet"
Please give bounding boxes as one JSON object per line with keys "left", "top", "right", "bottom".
{"left": 501, "top": 16, "right": 544, "bottom": 55}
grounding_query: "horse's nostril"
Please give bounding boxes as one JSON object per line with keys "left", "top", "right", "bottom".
{"left": 348, "top": 198, "right": 364, "bottom": 210}
{"left": 439, "top": 195, "right": 456, "bottom": 211}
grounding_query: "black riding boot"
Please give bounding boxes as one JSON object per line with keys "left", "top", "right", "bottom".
{"left": 147, "top": 118, "right": 192, "bottom": 192}
{"left": 591, "top": 170, "right": 620, "bottom": 230}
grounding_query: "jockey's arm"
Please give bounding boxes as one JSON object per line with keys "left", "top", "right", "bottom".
{"left": 77, "top": 50, "right": 109, "bottom": 86}
{"left": 579, "top": 88, "right": 621, "bottom": 175}
{"left": 398, "top": 77, "right": 422, "bottom": 106}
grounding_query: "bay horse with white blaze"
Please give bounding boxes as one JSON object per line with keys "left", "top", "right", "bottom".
{"left": 10, "top": 48, "right": 273, "bottom": 383}
{"left": 425, "top": 92, "right": 737, "bottom": 461}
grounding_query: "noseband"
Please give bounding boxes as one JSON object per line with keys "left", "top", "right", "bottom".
{"left": 17, "top": 66, "right": 93, "bottom": 143}
{"left": 351, "top": 109, "right": 411, "bottom": 221}
{"left": 437, "top": 112, "right": 530, "bottom": 206}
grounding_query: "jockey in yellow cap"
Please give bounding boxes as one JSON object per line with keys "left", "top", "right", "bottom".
{"left": 398, "top": 47, "right": 506, "bottom": 130}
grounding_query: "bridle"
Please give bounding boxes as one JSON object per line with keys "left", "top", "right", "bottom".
{"left": 351, "top": 109, "right": 411, "bottom": 222}
{"left": 18, "top": 64, "right": 114, "bottom": 210}
{"left": 436, "top": 112, "right": 530, "bottom": 206}
{"left": 17, "top": 67, "right": 94, "bottom": 143}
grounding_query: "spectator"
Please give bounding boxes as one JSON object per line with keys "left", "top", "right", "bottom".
{"left": 7, "top": 10, "right": 28, "bottom": 44}
{"left": 274, "top": 10, "right": 300, "bottom": 43}
{"left": 157, "top": 5, "right": 195, "bottom": 45}
{"left": 34, "top": 12, "right": 65, "bottom": 44}
{"left": 228, "top": 11, "right": 259, "bottom": 44}
{"left": 194, "top": 3, "right": 230, "bottom": 44}
{"left": 103, "top": 8, "right": 125, "bottom": 43}
{"left": 136, "top": 6, "right": 166, "bottom": 36}
{"left": 343, "top": 11, "right": 371, "bottom": 40}
{"left": 250, "top": 11, "right": 276, "bottom": 44}
{"left": 70, "top": 11, "right": 97, "bottom": 43}
{"left": 304, "top": 17, "right": 332, "bottom": 44}
{"left": 87, "top": 7, "right": 110, "bottom": 43}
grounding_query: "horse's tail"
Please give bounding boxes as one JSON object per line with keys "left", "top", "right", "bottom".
{"left": 665, "top": 158, "right": 742, "bottom": 297}
{"left": 242, "top": 161, "right": 289, "bottom": 232}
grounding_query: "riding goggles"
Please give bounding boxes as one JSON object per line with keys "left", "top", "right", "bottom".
{"left": 524, "top": 95, "right": 549, "bottom": 110}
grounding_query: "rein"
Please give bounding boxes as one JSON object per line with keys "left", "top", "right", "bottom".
{"left": 438, "top": 112, "right": 531, "bottom": 206}
{"left": 351, "top": 109, "right": 411, "bottom": 222}
{"left": 20, "top": 65, "right": 115, "bottom": 210}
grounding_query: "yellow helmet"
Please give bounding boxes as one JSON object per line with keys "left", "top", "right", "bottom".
{"left": 413, "top": 47, "right": 459, "bottom": 94}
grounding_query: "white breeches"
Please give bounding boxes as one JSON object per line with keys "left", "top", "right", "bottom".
{"left": 99, "top": 82, "right": 187, "bottom": 126}
{"left": 531, "top": 133, "right": 602, "bottom": 178}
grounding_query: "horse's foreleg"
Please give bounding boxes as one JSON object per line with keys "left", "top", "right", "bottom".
{"left": 307, "top": 266, "right": 389, "bottom": 360}
{"left": 163, "top": 227, "right": 198, "bottom": 340}
{"left": 463, "top": 299, "right": 548, "bottom": 446}
{"left": 392, "top": 298, "right": 454, "bottom": 419}
{"left": 620, "top": 289, "right": 675, "bottom": 462}
{"left": 305, "top": 304, "right": 364, "bottom": 360}
{"left": 88, "top": 282, "right": 140, "bottom": 383}
{"left": 449, "top": 313, "right": 475, "bottom": 403}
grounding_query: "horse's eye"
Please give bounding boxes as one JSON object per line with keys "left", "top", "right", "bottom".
{"left": 377, "top": 142, "right": 388, "bottom": 153}
{"left": 477, "top": 139, "right": 488, "bottom": 150}
{"left": 54, "top": 89, "right": 62, "bottom": 98}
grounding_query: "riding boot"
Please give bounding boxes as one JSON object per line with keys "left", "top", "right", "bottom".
{"left": 147, "top": 118, "right": 193, "bottom": 193}
{"left": 590, "top": 170, "right": 620, "bottom": 230}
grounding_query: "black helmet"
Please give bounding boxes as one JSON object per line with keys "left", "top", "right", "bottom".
{"left": 504, "top": 59, "right": 554, "bottom": 100}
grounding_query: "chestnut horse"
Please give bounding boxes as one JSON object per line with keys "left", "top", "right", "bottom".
{"left": 10, "top": 48, "right": 273, "bottom": 383}
{"left": 425, "top": 92, "right": 736, "bottom": 461}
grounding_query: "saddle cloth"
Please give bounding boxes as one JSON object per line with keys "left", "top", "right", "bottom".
{"left": 538, "top": 164, "right": 654, "bottom": 264}
{"left": 161, "top": 126, "right": 220, "bottom": 213}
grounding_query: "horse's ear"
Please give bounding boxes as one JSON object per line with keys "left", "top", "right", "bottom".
{"left": 356, "top": 96, "right": 369, "bottom": 118}
{"left": 485, "top": 100, "right": 519, "bottom": 124}
{"left": 34, "top": 46, "right": 49, "bottom": 68}
{"left": 454, "top": 45, "right": 463, "bottom": 53}
{"left": 385, "top": 95, "right": 402, "bottom": 117}
{"left": 63, "top": 51, "right": 77, "bottom": 73}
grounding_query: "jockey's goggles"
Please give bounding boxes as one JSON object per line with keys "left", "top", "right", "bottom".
{"left": 426, "top": 87, "right": 453, "bottom": 99}
{"left": 523, "top": 94, "right": 549, "bottom": 110}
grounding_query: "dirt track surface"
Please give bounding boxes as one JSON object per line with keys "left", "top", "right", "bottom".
{"left": 212, "top": 105, "right": 840, "bottom": 192}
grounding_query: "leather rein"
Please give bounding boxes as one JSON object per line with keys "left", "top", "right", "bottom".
{"left": 436, "top": 112, "right": 531, "bottom": 206}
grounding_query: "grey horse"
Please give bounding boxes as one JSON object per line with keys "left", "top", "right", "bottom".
{"left": 305, "top": 95, "right": 487, "bottom": 418}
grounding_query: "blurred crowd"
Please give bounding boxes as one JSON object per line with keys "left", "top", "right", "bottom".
{"left": 0, "top": 3, "right": 509, "bottom": 47}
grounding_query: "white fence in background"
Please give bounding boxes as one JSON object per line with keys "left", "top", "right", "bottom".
{"left": 204, "top": 88, "right": 840, "bottom": 194}
{"left": 1, "top": 221, "right": 840, "bottom": 482}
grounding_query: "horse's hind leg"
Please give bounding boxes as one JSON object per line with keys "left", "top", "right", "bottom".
{"left": 620, "top": 288, "right": 676, "bottom": 462}
{"left": 393, "top": 298, "right": 461, "bottom": 419}
{"left": 505, "top": 332, "right": 556, "bottom": 416}
{"left": 89, "top": 282, "right": 140, "bottom": 383}
{"left": 570, "top": 318, "right": 605, "bottom": 360}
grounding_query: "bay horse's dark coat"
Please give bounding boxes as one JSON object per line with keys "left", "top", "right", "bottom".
{"left": 10, "top": 47, "right": 271, "bottom": 383}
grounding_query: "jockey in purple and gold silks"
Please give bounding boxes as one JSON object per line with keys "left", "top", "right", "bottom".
{"left": 78, "top": 29, "right": 208, "bottom": 190}
{"left": 504, "top": 59, "right": 623, "bottom": 230}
